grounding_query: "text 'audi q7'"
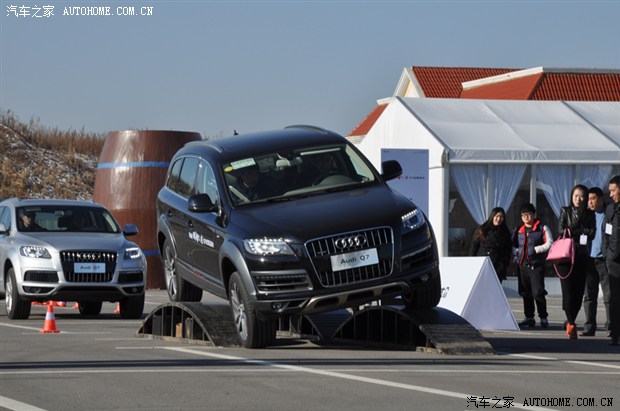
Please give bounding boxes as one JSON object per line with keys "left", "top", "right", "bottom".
{"left": 157, "top": 125, "right": 440, "bottom": 348}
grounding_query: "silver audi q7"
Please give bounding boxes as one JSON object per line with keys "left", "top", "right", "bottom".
{"left": 0, "top": 198, "right": 146, "bottom": 319}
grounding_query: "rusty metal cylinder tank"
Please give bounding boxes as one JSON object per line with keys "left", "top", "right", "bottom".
{"left": 93, "top": 130, "right": 202, "bottom": 289}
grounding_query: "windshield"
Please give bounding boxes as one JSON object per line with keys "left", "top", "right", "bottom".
{"left": 16, "top": 206, "right": 121, "bottom": 233}
{"left": 222, "top": 143, "right": 377, "bottom": 205}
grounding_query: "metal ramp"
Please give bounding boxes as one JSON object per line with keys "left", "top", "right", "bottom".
{"left": 137, "top": 302, "right": 494, "bottom": 354}
{"left": 136, "top": 302, "right": 240, "bottom": 347}
{"left": 281, "top": 305, "right": 495, "bottom": 355}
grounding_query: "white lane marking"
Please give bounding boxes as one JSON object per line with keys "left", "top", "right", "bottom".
{"left": 160, "top": 347, "right": 559, "bottom": 411}
{"left": 0, "top": 322, "right": 111, "bottom": 334}
{"left": 0, "top": 395, "right": 48, "bottom": 411}
{"left": 507, "top": 353, "right": 620, "bottom": 370}
{"left": 1, "top": 368, "right": 618, "bottom": 376}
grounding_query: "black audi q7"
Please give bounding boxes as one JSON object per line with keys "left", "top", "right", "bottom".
{"left": 156, "top": 125, "right": 440, "bottom": 348}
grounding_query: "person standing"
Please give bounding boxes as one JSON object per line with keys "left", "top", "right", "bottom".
{"left": 513, "top": 203, "right": 553, "bottom": 329}
{"left": 558, "top": 184, "right": 595, "bottom": 340}
{"left": 581, "top": 187, "right": 610, "bottom": 336}
{"left": 603, "top": 175, "right": 620, "bottom": 346}
{"left": 469, "top": 207, "right": 513, "bottom": 283}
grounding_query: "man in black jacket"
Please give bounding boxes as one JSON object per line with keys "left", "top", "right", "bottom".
{"left": 603, "top": 175, "right": 620, "bottom": 346}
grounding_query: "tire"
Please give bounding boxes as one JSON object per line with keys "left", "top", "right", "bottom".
{"left": 228, "top": 272, "right": 275, "bottom": 348}
{"left": 78, "top": 301, "right": 103, "bottom": 316}
{"left": 403, "top": 273, "right": 441, "bottom": 309}
{"left": 162, "top": 238, "right": 202, "bottom": 302}
{"left": 6, "top": 268, "right": 31, "bottom": 319}
{"left": 119, "top": 295, "right": 145, "bottom": 319}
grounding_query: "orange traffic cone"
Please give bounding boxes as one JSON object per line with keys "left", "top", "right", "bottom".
{"left": 40, "top": 304, "right": 61, "bottom": 334}
{"left": 114, "top": 303, "right": 120, "bottom": 314}
{"left": 50, "top": 301, "right": 66, "bottom": 308}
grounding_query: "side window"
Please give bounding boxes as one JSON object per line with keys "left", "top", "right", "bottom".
{"left": 197, "top": 160, "right": 220, "bottom": 204}
{"left": 0, "top": 207, "right": 10, "bottom": 230}
{"left": 166, "top": 159, "right": 184, "bottom": 192}
{"left": 178, "top": 157, "right": 200, "bottom": 198}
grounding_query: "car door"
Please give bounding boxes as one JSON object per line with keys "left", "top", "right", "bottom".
{"left": 0, "top": 206, "right": 11, "bottom": 291}
{"left": 188, "top": 160, "right": 225, "bottom": 290}
{"left": 172, "top": 156, "right": 201, "bottom": 266}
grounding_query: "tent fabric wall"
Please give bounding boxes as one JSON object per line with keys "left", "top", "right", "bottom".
{"left": 355, "top": 98, "right": 620, "bottom": 256}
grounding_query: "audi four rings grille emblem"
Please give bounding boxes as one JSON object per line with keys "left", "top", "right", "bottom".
{"left": 335, "top": 235, "right": 367, "bottom": 250}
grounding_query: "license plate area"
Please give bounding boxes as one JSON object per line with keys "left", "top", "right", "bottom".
{"left": 330, "top": 248, "right": 379, "bottom": 272}
{"left": 74, "top": 262, "right": 106, "bottom": 273}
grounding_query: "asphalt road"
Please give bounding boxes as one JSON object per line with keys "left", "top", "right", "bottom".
{"left": 1, "top": 291, "right": 618, "bottom": 411}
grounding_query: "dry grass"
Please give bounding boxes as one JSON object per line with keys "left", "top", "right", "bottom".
{"left": 0, "top": 110, "right": 103, "bottom": 199}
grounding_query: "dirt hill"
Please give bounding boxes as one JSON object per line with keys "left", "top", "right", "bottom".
{"left": 0, "top": 113, "right": 103, "bottom": 200}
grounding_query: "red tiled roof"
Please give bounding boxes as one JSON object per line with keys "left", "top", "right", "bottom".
{"left": 461, "top": 73, "right": 544, "bottom": 99}
{"left": 412, "top": 66, "right": 519, "bottom": 98}
{"left": 348, "top": 103, "right": 388, "bottom": 137}
{"left": 531, "top": 73, "right": 620, "bottom": 101}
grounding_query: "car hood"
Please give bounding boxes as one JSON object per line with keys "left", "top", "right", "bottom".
{"left": 15, "top": 232, "right": 134, "bottom": 251}
{"left": 229, "top": 184, "right": 415, "bottom": 241}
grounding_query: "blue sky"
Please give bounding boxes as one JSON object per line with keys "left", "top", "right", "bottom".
{"left": 1, "top": 0, "right": 619, "bottom": 138}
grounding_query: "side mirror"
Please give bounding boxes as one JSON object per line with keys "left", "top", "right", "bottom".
{"left": 381, "top": 160, "right": 402, "bottom": 181}
{"left": 0, "top": 223, "right": 8, "bottom": 234}
{"left": 188, "top": 193, "right": 218, "bottom": 213}
{"left": 123, "top": 224, "right": 139, "bottom": 237}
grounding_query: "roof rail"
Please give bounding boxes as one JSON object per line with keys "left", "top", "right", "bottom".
{"left": 284, "top": 125, "right": 329, "bottom": 134}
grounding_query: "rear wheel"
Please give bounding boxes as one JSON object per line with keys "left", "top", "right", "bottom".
{"left": 229, "top": 272, "right": 275, "bottom": 348}
{"left": 6, "top": 268, "right": 31, "bottom": 319}
{"left": 77, "top": 301, "right": 103, "bottom": 316}
{"left": 403, "top": 273, "right": 441, "bottom": 309}
{"left": 163, "top": 238, "right": 202, "bottom": 302}
{"left": 119, "top": 295, "right": 145, "bottom": 319}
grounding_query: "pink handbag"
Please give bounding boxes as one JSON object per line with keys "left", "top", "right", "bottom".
{"left": 546, "top": 228, "right": 575, "bottom": 279}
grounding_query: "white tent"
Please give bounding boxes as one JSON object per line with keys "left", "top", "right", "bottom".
{"left": 355, "top": 98, "right": 620, "bottom": 256}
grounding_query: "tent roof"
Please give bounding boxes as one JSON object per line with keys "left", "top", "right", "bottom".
{"left": 396, "top": 98, "right": 620, "bottom": 164}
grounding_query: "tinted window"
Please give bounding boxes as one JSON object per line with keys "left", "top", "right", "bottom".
{"left": 178, "top": 157, "right": 200, "bottom": 198}
{"left": 197, "top": 160, "right": 219, "bottom": 204}
{"left": 16, "top": 206, "right": 120, "bottom": 233}
{"left": 166, "top": 159, "right": 184, "bottom": 192}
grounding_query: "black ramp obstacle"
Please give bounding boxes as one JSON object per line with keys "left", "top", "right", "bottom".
{"left": 307, "top": 305, "right": 495, "bottom": 355}
{"left": 136, "top": 302, "right": 240, "bottom": 347}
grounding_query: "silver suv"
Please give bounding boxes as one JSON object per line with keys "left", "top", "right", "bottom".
{"left": 0, "top": 198, "right": 146, "bottom": 319}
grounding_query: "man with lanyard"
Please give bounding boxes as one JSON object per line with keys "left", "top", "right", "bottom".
{"left": 581, "top": 187, "right": 610, "bottom": 336}
{"left": 603, "top": 176, "right": 620, "bottom": 346}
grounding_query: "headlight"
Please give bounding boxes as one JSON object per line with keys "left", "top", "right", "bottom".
{"left": 20, "top": 246, "right": 52, "bottom": 259}
{"left": 124, "top": 247, "right": 143, "bottom": 260}
{"left": 244, "top": 238, "right": 295, "bottom": 256}
{"left": 401, "top": 209, "right": 425, "bottom": 233}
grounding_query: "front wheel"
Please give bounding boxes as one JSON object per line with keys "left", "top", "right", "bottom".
{"left": 162, "top": 238, "right": 202, "bottom": 302}
{"left": 6, "top": 268, "right": 31, "bottom": 319}
{"left": 228, "top": 272, "right": 275, "bottom": 348}
{"left": 402, "top": 273, "right": 441, "bottom": 309}
{"left": 119, "top": 295, "right": 145, "bottom": 319}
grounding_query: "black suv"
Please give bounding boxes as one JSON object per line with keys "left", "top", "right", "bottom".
{"left": 156, "top": 126, "right": 440, "bottom": 348}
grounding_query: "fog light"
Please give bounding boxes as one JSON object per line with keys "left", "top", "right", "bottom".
{"left": 271, "top": 302, "right": 284, "bottom": 310}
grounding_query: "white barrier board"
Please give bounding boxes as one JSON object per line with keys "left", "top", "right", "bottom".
{"left": 438, "top": 256, "right": 519, "bottom": 331}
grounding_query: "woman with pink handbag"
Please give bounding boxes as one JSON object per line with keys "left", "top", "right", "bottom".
{"left": 558, "top": 184, "right": 596, "bottom": 339}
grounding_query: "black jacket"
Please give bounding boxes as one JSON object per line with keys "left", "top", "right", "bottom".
{"left": 558, "top": 205, "right": 595, "bottom": 257}
{"left": 470, "top": 225, "right": 512, "bottom": 280}
{"left": 603, "top": 202, "right": 620, "bottom": 262}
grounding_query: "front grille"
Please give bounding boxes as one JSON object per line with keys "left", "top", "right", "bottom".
{"left": 24, "top": 270, "right": 59, "bottom": 282}
{"left": 305, "top": 227, "right": 394, "bottom": 288}
{"left": 60, "top": 250, "right": 117, "bottom": 283}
